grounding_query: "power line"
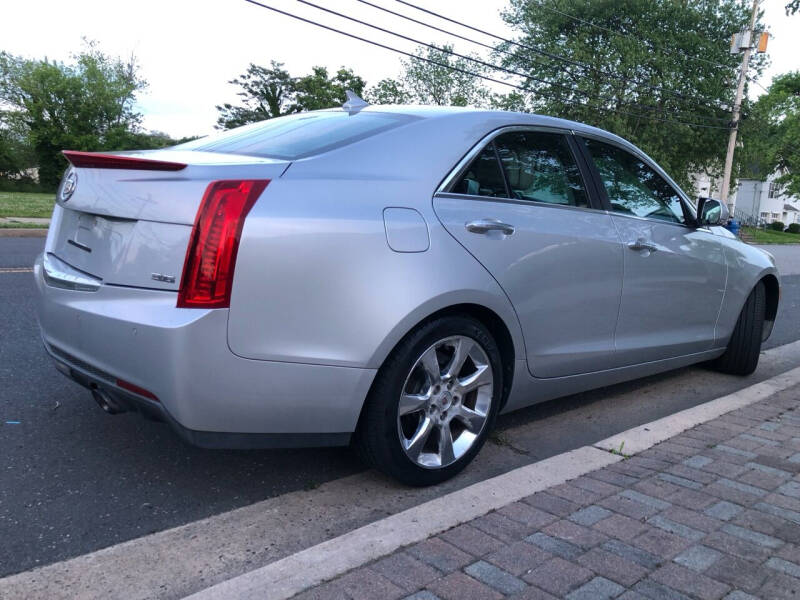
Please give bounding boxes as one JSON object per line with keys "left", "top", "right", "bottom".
{"left": 241, "top": 0, "right": 730, "bottom": 130}
{"left": 748, "top": 76, "right": 770, "bottom": 94}
{"left": 358, "top": 0, "right": 730, "bottom": 120}
{"left": 296, "top": 0, "right": 593, "bottom": 100}
{"left": 298, "top": 0, "right": 730, "bottom": 123}
{"left": 356, "top": 0, "right": 501, "bottom": 56}
{"left": 239, "top": 1, "right": 540, "bottom": 91}
{"left": 394, "top": 0, "right": 735, "bottom": 113}
{"left": 530, "top": 0, "right": 733, "bottom": 71}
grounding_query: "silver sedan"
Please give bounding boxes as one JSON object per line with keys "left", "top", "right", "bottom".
{"left": 35, "top": 100, "right": 779, "bottom": 485}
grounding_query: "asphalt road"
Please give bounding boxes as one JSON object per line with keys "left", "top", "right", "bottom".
{"left": 1, "top": 237, "right": 799, "bottom": 579}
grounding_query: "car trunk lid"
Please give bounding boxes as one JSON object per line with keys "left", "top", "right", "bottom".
{"left": 47, "top": 149, "right": 288, "bottom": 291}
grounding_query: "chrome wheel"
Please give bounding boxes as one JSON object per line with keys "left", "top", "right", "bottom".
{"left": 397, "top": 335, "right": 494, "bottom": 469}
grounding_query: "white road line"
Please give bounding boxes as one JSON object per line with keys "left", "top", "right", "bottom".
{"left": 185, "top": 446, "right": 622, "bottom": 600}
{"left": 0, "top": 267, "right": 33, "bottom": 273}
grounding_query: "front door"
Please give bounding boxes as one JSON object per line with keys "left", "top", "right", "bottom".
{"left": 580, "top": 137, "right": 726, "bottom": 366}
{"left": 434, "top": 129, "right": 623, "bottom": 378}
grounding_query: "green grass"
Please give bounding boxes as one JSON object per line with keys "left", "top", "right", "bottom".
{"left": 742, "top": 226, "right": 800, "bottom": 244}
{"left": 0, "top": 191, "right": 55, "bottom": 218}
{"left": 0, "top": 222, "right": 48, "bottom": 229}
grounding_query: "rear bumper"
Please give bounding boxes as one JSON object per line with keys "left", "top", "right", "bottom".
{"left": 34, "top": 254, "right": 376, "bottom": 445}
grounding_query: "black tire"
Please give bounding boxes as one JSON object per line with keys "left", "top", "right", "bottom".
{"left": 355, "top": 315, "right": 503, "bottom": 486}
{"left": 712, "top": 281, "right": 766, "bottom": 376}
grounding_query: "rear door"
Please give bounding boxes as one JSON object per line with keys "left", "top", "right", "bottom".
{"left": 578, "top": 136, "right": 726, "bottom": 365}
{"left": 433, "top": 128, "right": 624, "bottom": 378}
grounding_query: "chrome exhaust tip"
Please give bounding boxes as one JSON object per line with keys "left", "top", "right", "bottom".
{"left": 91, "top": 388, "right": 125, "bottom": 415}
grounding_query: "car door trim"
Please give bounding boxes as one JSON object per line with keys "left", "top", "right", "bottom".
{"left": 438, "top": 126, "right": 571, "bottom": 188}
{"left": 436, "top": 125, "right": 604, "bottom": 213}
{"left": 573, "top": 133, "right": 702, "bottom": 229}
{"left": 434, "top": 192, "right": 612, "bottom": 216}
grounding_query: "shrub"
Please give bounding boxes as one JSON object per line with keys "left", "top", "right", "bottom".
{"left": 788, "top": 223, "right": 800, "bottom": 234}
{"left": 770, "top": 221, "right": 785, "bottom": 231}
{"left": 0, "top": 177, "right": 52, "bottom": 194}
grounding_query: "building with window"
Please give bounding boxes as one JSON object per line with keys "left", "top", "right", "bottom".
{"left": 691, "top": 169, "right": 799, "bottom": 226}
{"left": 735, "top": 170, "right": 800, "bottom": 226}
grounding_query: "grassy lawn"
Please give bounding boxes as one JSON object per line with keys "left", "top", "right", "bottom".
{"left": 742, "top": 226, "right": 800, "bottom": 244}
{"left": 0, "top": 191, "right": 55, "bottom": 218}
{"left": 0, "top": 221, "right": 50, "bottom": 229}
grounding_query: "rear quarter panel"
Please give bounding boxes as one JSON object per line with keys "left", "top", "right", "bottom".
{"left": 227, "top": 177, "right": 524, "bottom": 368}
{"left": 227, "top": 114, "right": 527, "bottom": 369}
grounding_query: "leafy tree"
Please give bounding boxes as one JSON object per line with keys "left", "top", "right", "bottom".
{"left": 739, "top": 72, "right": 800, "bottom": 196}
{"left": 365, "top": 78, "right": 410, "bottom": 105}
{"left": 787, "top": 1, "right": 799, "bottom": 15}
{"left": 0, "top": 41, "right": 147, "bottom": 188}
{"left": 490, "top": 91, "right": 529, "bottom": 112}
{"left": 366, "top": 45, "right": 490, "bottom": 108}
{"left": 401, "top": 45, "right": 490, "bottom": 107}
{"left": 0, "top": 111, "right": 35, "bottom": 180}
{"left": 217, "top": 64, "right": 366, "bottom": 129}
{"left": 129, "top": 130, "right": 184, "bottom": 149}
{"left": 294, "top": 66, "right": 366, "bottom": 111}
{"left": 497, "top": 0, "right": 766, "bottom": 190}
{"left": 216, "top": 61, "right": 296, "bottom": 129}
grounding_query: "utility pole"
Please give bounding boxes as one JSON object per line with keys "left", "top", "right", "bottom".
{"left": 720, "top": 0, "right": 762, "bottom": 216}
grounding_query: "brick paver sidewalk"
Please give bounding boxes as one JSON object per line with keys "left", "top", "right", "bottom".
{"left": 295, "top": 385, "right": 800, "bottom": 600}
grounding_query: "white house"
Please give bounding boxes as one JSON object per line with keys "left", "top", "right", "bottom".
{"left": 735, "top": 171, "right": 800, "bottom": 226}
{"left": 691, "top": 170, "right": 799, "bottom": 226}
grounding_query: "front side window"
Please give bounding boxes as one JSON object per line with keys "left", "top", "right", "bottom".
{"left": 584, "top": 138, "right": 686, "bottom": 224}
{"left": 494, "top": 131, "right": 589, "bottom": 207}
{"left": 452, "top": 143, "right": 508, "bottom": 198}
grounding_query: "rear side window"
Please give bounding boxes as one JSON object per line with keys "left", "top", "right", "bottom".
{"left": 174, "top": 111, "right": 414, "bottom": 160}
{"left": 584, "top": 138, "right": 686, "bottom": 224}
{"left": 452, "top": 143, "right": 508, "bottom": 198}
{"left": 494, "top": 131, "right": 590, "bottom": 207}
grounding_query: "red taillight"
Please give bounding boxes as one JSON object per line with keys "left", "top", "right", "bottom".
{"left": 116, "top": 378, "right": 160, "bottom": 402}
{"left": 62, "top": 150, "right": 186, "bottom": 171}
{"left": 177, "top": 180, "right": 269, "bottom": 309}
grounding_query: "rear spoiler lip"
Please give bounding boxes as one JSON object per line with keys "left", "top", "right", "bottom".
{"left": 62, "top": 150, "right": 187, "bottom": 171}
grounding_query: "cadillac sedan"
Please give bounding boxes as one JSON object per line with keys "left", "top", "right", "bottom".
{"left": 35, "top": 99, "right": 779, "bottom": 486}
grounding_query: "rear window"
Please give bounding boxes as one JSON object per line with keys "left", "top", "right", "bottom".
{"left": 174, "top": 110, "right": 414, "bottom": 160}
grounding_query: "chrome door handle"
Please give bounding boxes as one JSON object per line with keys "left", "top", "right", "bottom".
{"left": 627, "top": 238, "right": 657, "bottom": 252}
{"left": 465, "top": 219, "right": 515, "bottom": 236}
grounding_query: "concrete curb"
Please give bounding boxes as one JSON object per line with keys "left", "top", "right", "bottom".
{"left": 184, "top": 447, "right": 622, "bottom": 600}
{"left": 185, "top": 365, "right": 800, "bottom": 600}
{"left": 595, "top": 364, "right": 800, "bottom": 455}
{"left": 0, "top": 228, "right": 47, "bottom": 237}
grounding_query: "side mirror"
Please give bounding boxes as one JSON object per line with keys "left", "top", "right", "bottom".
{"left": 696, "top": 197, "right": 729, "bottom": 227}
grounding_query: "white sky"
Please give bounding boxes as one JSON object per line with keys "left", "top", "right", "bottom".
{"left": 3, "top": 0, "right": 798, "bottom": 139}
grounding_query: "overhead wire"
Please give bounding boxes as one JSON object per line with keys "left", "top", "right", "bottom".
{"left": 298, "top": 0, "right": 731, "bottom": 123}
{"left": 241, "top": 0, "right": 732, "bottom": 130}
{"left": 528, "top": 0, "right": 734, "bottom": 71}
{"left": 394, "top": 0, "right": 735, "bottom": 112}
{"left": 357, "top": 0, "right": 730, "bottom": 121}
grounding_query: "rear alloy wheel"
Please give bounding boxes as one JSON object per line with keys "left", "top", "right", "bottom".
{"left": 712, "top": 281, "right": 766, "bottom": 376}
{"left": 356, "top": 316, "right": 502, "bottom": 486}
{"left": 398, "top": 336, "right": 493, "bottom": 469}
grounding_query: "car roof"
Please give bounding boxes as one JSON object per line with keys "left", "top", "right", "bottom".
{"left": 345, "top": 105, "right": 688, "bottom": 203}
{"left": 347, "top": 104, "right": 631, "bottom": 148}
{"left": 324, "top": 104, "right": 636, "bottom": 155}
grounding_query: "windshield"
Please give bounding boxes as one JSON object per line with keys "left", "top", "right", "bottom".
{"left": 174, "top": 110, "right": 415, "bottom": 160}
